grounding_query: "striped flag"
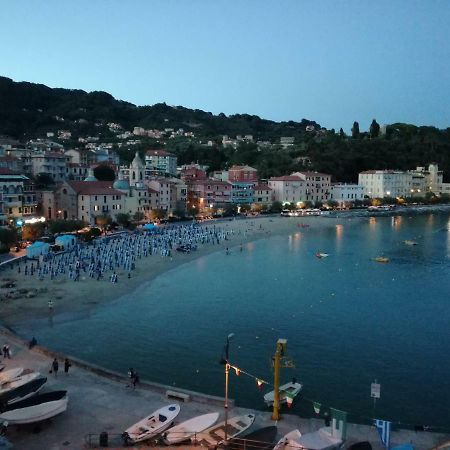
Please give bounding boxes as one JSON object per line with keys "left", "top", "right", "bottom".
{"left": 374, "top": 419, "right": 391, "bottom": 449}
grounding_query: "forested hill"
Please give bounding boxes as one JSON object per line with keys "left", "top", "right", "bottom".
{"left": 0, "top": 76, "right": 319, "bottom": 140}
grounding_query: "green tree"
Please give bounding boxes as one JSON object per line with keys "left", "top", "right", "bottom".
{"left": 270, "top": 201, "right": 283, "bottom": 213}
{"left": 49, "top": 220, "right": 85, "bottom": 234}
{"left": 149, "top": 209, "right": 166, "bottom": 220}
{"left": 95, "top": 214, "right": 112, "bottom": 229}
{"left": 339, "top": 128, "right": 345, "bottom": 138}
{"left": 223, "top": 204, "right": 237, "bottom": 216}
{"left": 133, "top": 211, "right": 145, "bottom": 222}
{"left": 22, "top": 223, "right": 46, "bottom": 241}
{"left": 116, "top": 213, "right": 131, "bottom": 228}
{"left": 351, "top": 121, "right": 360, "bottom": 139}
{"left": 369, "top": 119, "right": 380, "bottom": 138}
{"left": 34, "top": 173, "right": 55, "bottom": 189}
{"left": 0, "top": 228, "right": 18, "bottom": 252}
{"left": 93, "top": 165, "right": 115, "bottom": 181}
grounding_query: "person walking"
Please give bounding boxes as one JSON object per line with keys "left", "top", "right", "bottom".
{"left": 48, "top": 300, "right": 54, "bottom": 311}
{"left": 51, "top": 358, "right": 59, "bottom": 377}
{"left": 64, "top": 358, "right": 71, "bottom": 374}
{"left": 132, "top": 371, "right": 139, "bottom": 389}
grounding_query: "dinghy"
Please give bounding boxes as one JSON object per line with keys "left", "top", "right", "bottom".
{"left": 164, "top": 412, "right": 219, "bottom": 444}
{"left": 315, "top": 252, "right": 329, "bottom": 259}
{"left": 273, "top": 429, "right": 303, "bottom": 450}
{"left": 0, "top": 368, "right": 24, "bottom": 384}
{"left": 0, "top": 377, "right": 47, "bottom": 406}
{"left": 264, "top": 381, "right": 303, "bottom": 406}
{"left": 228, "top": 426, "right": 278, "bottom": 450}
{"left": 194, "top": 413, "right": 255, "bottom": 446}
{"left": 123, "top": 404, "right": 180, "bottom": 444}
{"left": 0, "top": 390, "right": 68, "bottom": 424}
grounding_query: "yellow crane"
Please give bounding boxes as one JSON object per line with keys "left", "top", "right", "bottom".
{"left": 271, "top": 338, "right": 295, "bottom": 421}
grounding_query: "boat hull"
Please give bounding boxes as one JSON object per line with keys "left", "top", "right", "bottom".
{"left": 264, "top": 382, "right": 302, "bottom": 406}
{"left": 0, "top": 377, "right": 47, "bottom": 406}
{"left": 164, "top": 412, "right": 219, "bottom": 444}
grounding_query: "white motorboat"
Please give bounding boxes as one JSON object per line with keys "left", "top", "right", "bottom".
{"left": 194, "top": 413, "right": 255, "bottom": 446}
{"left": 0, "top": 372, "right": 41, "bottom": 395}
{"left": 273, "top": 429, "right": 303, "bottom": 450}
{"left": 264, "top": 381, "right": 303, "bottom": 406}
{"left": 164, "top": 412, "right": 219, "bottom": 444}
{"left": 1, "top": 377, "right": 47, "bottom": 406}
{"left": 0, "top": 390, "right": 68, "bottom": 424}
{"left": 123, "top": 404, "right": 180, "bottom": 444}
{"left": 0, "top": 368, "right": 24, "bottom": 384}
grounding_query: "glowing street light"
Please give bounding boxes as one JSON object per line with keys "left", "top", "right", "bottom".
{"left": 220, "top": 333, "right": 234, "bottom": 445}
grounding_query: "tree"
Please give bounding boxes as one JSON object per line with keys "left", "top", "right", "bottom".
{"left": 48, "top": 220, "right": 85, "bottom": 234}
{"left": 369, "top": 119, "right": 380, "bottom": 138}
{"left": 93, "top": 165, "right": 115, "bottom": 181}
{"left": 239, "top": 204, "right": 251, "bottom": 213}
{"left": 223, "top": 204, "right": 237, "bottom": 217}
{"left": 95, "top": 214, "right": 112, "bottom": 229}
{"left": 149, "top": 209, "right": 166, "bottom": 220}
{"left": 339, "top": 128, "right": 345, "bottom": 138}
{"left": 116, "top": 213, "right": 131, "bottom": 228}
{"left": 133, "top": 211, "right": 144, "bottom": 222}
{"left": 34, "top": 173, "right": 55, "bottom": 189}
{"left": 351, "top": 122, "right": 360, "bottom": 139}
{"left": 22, "top": 223, "right": 46, "bottom": 241}
{"left": 0, "top": 228, "right": 18, "bottom": 252}
{"left": 270, "top": 201, "right": 283, "bottom": 213}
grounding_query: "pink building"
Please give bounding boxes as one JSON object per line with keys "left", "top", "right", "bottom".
{"left": 187, "top": 179, "right": 232, "bottom": 207}
{"left": 228, "top": 165, "right": 258, "bottom": 182}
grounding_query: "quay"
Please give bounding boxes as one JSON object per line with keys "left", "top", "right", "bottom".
{"left": 0, "top": 328, "right": 448, "bottom": 450}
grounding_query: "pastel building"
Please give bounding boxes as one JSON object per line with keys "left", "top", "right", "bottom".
{"left": 0, "top": 171, "right": 37, "bottom": 218}
{"left": 292, "top": 171, "right": 331, "bottom": 203}
{"left": 358, "top": 170, "right": 412, "bottom": 198}
{"left": 24, "top": 151, "right": 67, "bottom": 182}
{"left": 253, "top": 184, "right": 272, "bottom": 206}
{"left": 330, "top": 184, "right": 365, "bottom": 206}
{"left": 268, "top": 176, "right": 305, "bottom": 205}
{"left": 186, "top": 179, "right": 232, "bottom": 209}
{"left": 228, "top": 165, "right": 258, "bottom": 204}
{"left": 145, "top": 150, "right": 177, "bottom": 176}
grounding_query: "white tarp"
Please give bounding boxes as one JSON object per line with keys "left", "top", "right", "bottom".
{"left": 297, "top": 428, "right": 342, "bottom": 450}
{"left": 26, "top": 241, "right": 50, "bottom": 259}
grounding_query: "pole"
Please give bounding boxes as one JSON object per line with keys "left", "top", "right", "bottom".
{"left": 271, "top": 343, "right": 281, "bottom": 421}
{"left": 224, "top": 362, "right": 230, "bottom": 443}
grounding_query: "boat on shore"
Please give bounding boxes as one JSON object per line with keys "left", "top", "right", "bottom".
{"left": 0, "top": 377, "right": 47, "bottom": 406}
{"left": 164, "top": 412, "right": 219, "bottom": 444}
{"left": 123, "top": 404, "right": 180, "bottom": 444}
{"left": 194, "top": 413, "right": 255, "bottom": 446}
{"left": 0, "top": 373, "right": 41, "bottom": 396}
{"left": 273, "top": 429, "right": 303, "bottom": 450}
{"left": 0, "top": 368, "right": 24, "bottom": 384}
{"left": 0, "top": 390, "right": 68, "bottom": 424}
{"left": 228, "top": 426, "right": 278, "bottom": 450}
{"left": 264, "top": 381, "right": 303, "bottom": 406}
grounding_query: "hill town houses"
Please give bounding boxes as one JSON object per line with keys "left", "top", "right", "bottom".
{"left": 0, "top": 137, "right": 449, "bottom": 226}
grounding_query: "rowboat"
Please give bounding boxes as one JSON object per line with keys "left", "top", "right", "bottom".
{"left": 404, "top": 240, "right": 418, "bottom": 246}
{"left": 315, "top": 252, "right": 329, "bottom": 259}
{"left": 228, "top": 426, "right": 278, "bottom": 450}
{"left": 194, "top": 413, "right": 255, "bottom": 446}
{"left": 0, "top": 377, "right": 47, "bottom": 406}
{"left": 374, "top": 257, "right": 389, "bottom": 263}
{"left": 0, "top": 390, "right": 68, "bottom": 424}
{"left": 264, "top": 381, "right": 303, "bottom": 406}
{"left": 273, "top": 429, "right": 303, "bottom": 450}
{"left": 164, "top": 412, "right": 219, "bottom": 444}
{"left": 0, "top": 368, "right": 24, "bottom": 384}
{"left": 123, "top": 404, "right": 180, "bottom": 444}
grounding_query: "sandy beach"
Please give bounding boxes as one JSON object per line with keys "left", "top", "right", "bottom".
{"left": 0, "top": 215, "right": 337, "bottom": 328}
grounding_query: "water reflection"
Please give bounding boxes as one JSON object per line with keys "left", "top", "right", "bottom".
{"left": 391, "top": 215, "right": 402, "bottom": 230}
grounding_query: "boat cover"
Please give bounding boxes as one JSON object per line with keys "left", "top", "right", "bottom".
{"left": 297, "top": 428, "right": 342, "bottom": 450}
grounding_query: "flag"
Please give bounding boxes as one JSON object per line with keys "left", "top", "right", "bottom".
{"left": 285, "top": 392, "right": 294, "bottom": 408}
{"left": 374, "top": 419, "right": 391, "bottom": 449}
{"left": 313, "top": 402, "right": 321, "bottom": 414}
{"left": 330, "top": 407, "right": 348, "bottom": 440}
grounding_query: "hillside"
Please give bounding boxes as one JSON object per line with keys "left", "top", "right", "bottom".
{"left": 0, "top": 76, "right": 318, "bottom": 140}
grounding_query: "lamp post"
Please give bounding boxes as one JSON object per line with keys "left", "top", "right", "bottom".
{"left": 221, "top": 333, "right": 234, "bottom": 445}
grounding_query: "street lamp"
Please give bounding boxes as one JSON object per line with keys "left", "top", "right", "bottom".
{"left": 220, "top": 333, "right": 234, "bottom": 445}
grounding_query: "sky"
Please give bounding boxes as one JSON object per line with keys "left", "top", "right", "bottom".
{"left": 1, "top": 0, "right": 449, "bottom": 131}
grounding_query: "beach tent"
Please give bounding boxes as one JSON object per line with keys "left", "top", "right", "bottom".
{"left": 26, "top": 241, "right": 50, "bottom": 259}
{"left": 55, "top": 234, "right": 77, "bottom": 249}
{"left": 142, "top": 223, "right": 157, "bottom": 230}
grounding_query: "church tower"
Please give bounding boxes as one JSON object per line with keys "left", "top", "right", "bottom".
{"left": 129, "top": 151, "right": 145, "bottom": 188}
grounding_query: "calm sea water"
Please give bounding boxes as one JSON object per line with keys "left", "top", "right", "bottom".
{"left": 12, "top": 213, "right": 450, "bottom": 427}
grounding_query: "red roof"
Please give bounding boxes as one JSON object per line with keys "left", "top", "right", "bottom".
{"left": 254, "top": 184, "right": 272, "bottom": 191}
{"left": 67, "top": 181, "right": 123, "bottom": 196}
{"left": 187, "top": 179, "right": 231, "bottom": 186}
{"left": 295, "top": 171, "right": 330, "bottom": 177}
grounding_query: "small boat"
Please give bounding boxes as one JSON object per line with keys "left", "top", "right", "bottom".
{"left": 264, "top": 381, "right": 303, "bottom": 406}
{"left": 273, "top": 429, "right": 303, "bottom": 450}
{"left": 0, "top": 377, "right": 47, "bottom": 406}
{"left": 228, "top": 426, "right": 278, "bottom": 450}
{"left": 194, "top": 413, "right": 255, "bottom": 446}
{"left": 374, "top": 257, "right": 389, "bottom": 263}
{"left": 123, "top": 404, "right": 180, "bottom": 444}
{"left": 404, "top": 240, "right": 418, "bottom": 246}
{"left": 164, "top": 412, "right": 219, "bottom": 444}
{"left": 0, "top": 372, "right": 41, "bottom": 396}
{"left": 0, "top": 390, "right": 68, "bottom": 424}
{"left": 0, "top": 368, "right": 24, "bottom": 384}
{"left": 315, "top": 252, "right": 329, "bottom": 258}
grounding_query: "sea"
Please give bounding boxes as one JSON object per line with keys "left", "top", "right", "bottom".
{"left": 11, "top": 211, "right": 450, "bottom": 429}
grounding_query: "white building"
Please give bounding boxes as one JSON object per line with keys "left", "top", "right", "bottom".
{"left": 24, "top": 152, "right": 67, "bottom": 182}
{"left": 0, "top": 171, "right": 37, "bottom": 218}
{"left": 358, "top": 170, "right": 413, "bottom": 198}
{"left": 268, "top": 176, "right": 305, "bottom": 205}
{"left": 330, "top": 184, "right": 365, "bottom": 206}
{"left": 145, "top": 150, "right": 177, "bottom": 176}
{"left": 292, "top": 171, "right": 331, "bottom": 203}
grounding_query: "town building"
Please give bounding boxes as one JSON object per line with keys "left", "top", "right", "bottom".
{"left": 268, "top": 176, "right": 305, "bottom": 205}
{"left": 291, "top": 171, "right": 331, "bottom": 203}
{"left": 0, "top": 171, "right": 37, "bottom": 218}
{"left": 358, "top": 170, "right": 412, "bottom": 198}
{"left": 186, "top": 179, "right": 232, "bottom": 211}
{"left": 23, "top": 151, "right": 67, "bottom": 182}
{"left": 228, "top": 165, "right": 258, "bottom": 204}
{"left": 65, "top": 163, "right": 89, "bottom": 181}
{"left": 145, "top": 150, "right": 177, "bottom": 176}
{"left": 330, "top": 184, "right": 365, "bottom": 207}
{"left": 253, "top": 184, "right": 272, "bottom": 206}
